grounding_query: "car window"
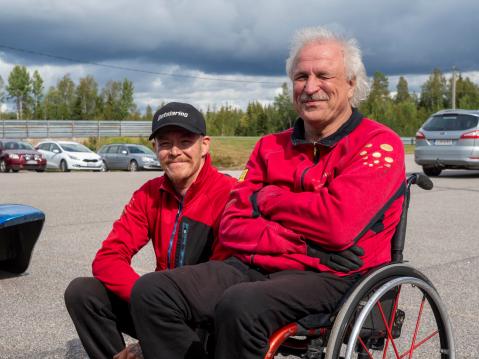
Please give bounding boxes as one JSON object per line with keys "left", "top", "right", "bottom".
{"left": 38, "top": 143, "right": 52, "bottom": 151}
{"left": 107, "top": 145, "right": 119, "bottom": 153}
{"left": 128, "top": 145, "right": 155, "bottom": 154}
{"left": 60, "top": 143, "right": 92, "bottom": 153}
{"left": 18, "top": 142, "right": 34, "bottom": 150}
{"left": 423, "top": 114, "right": 479, "bottom": 131}
{"left": 51, "top": 144, "right": 61, "bottom": 152}
{"left": 119, "top": 146, "right": 128, "bottom": 154}
{"left": 5, "top": 141, "right": 20, "bottom": 150}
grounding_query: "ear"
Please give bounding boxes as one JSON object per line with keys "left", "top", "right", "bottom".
{"left": 347, "top": 77, "right": 356, "bottom": 100}
{"left": 152, "top": 139, "right": 158, "bottom": 152}
{"left": 200, "top": 136, "right": 211, "bottom": 157}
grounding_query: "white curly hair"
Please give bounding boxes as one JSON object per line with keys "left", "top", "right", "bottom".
{"left": 285, "top": 26, "right": 370, "bottom": 107}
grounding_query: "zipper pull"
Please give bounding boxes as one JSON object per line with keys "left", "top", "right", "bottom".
{"left": 313, "top": 142, "right": 320, "bottom": 163}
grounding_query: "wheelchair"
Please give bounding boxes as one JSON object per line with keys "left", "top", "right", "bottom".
{"left": 264, "top": 173, "right": 455, "bottom": 359}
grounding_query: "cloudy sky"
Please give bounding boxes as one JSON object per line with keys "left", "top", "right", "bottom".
{"left": 1, "top": 0, "right": 478, "bottom": 113}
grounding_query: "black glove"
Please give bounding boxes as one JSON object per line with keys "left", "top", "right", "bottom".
{"left": 307, "top": 245, "right": 364, "bottom": 273}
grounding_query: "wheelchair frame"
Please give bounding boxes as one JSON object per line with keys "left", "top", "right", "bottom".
{"left": 264, "top": 174, "right": 455, "bottom": 359}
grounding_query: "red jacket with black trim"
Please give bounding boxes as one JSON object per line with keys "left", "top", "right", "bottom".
{"left": 219, "top": 109, "right": 406, "bottom": 275}
{"left": 92, "top": 155, "right": 236, "bottom": 301}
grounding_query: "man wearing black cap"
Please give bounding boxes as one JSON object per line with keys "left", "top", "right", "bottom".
{"left": 64, "top": 102, "right": 236, "bottom": 359}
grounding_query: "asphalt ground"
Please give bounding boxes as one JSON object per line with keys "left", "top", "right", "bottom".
{"left": 0, "top": 154, "right": 478, "bottom": 358}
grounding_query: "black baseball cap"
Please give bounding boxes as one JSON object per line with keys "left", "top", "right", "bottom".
{"left": 149, "top": 102, "right": 206, "bottom": 140}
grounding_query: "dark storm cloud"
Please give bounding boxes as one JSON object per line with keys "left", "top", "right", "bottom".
{"left": 1, "top": 0, "right": 478, "bottom": 77}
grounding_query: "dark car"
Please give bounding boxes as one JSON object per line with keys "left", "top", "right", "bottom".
{"left": 98, "top": 144, "right": 161, "bottom": 171}
{"left": 0, "top": 140, "right": 47, "bottom": 173}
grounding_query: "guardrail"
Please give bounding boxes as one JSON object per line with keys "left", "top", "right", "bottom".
{"left": 0, "top": 120, "right": 151, "bottom": 139}
{"left": 0, "top": 120, "right": 416, "bottom": 144}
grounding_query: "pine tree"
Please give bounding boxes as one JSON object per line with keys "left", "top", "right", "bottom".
{"left": 419, "top": 69, "right": 447, "bottom": 113}
{"left": 73, "top": 76, "right": 98, "bottom": 120}
{"left": 32, "top": 70, "right": 44, "bottom": 119}
{"left": 0, "top": 75, "right": 5, "bottom": 120}
{"left": 273, "top": 82, "right": 297, "bottom": 130}
{"left": 395, "top": 76, "right": 410, "bottom": 103}
{"left": 56, "top": 75, "right": 76, "bottom": 120}
{"left": 6, "top": 65, "right": 31, "bottom": 120}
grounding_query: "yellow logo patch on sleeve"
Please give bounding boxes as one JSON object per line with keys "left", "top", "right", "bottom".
{"left": 359, "top": 143, "right": 395, "bottom": 169}
{"left": 238, "top": 168, "right": 249, "bottom": 182}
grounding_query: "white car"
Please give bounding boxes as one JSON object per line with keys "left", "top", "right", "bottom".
{"left": 35, "top": 140, "right": 103, "bottom": 172}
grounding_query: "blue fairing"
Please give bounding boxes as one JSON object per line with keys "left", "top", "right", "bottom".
{"left": 0, "top": 204, "right": 45, "bottom": 229}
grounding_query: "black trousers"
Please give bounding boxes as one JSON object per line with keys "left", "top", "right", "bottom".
{"left": 64, "top": 277, "right": 136, "bottom": 359}
{"left": 130, "top": 257, "right": 358, "bottom": 359}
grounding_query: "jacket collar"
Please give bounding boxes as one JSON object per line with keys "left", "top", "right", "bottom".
{"left": 291, "top": 108, "right": 363, "bottom": 147}
{"left": 160, "top": 154, "right": 213, "bottom": 201}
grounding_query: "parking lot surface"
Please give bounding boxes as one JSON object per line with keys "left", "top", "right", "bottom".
{"left": 0, "top": 155, "right": 478, "bottom": 358}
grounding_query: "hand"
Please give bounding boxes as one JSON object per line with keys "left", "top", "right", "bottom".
{"left": 307, "top": 245, "right": 364, "bottom": 273}
{"left": 113, "top": 342, "right": 143, "bottom": 359}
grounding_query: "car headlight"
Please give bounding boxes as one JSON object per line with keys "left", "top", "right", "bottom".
{"left": 142, "top": 157, "right": 154, "bottom": 162}
{"left": 68, "top": 154, "right": 79, "bottom": 160}
{"left": 9, "top": 154, "right": 20, "bottom": 159}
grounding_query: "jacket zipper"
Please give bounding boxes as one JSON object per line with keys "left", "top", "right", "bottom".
{"left": 167, "top": 198, "right": 183, "bottom": 269}
{"left": 178, "top": 222, "right": 189, "bottom": 267}
{"left": 300, "top": 142, "right": 321, "bottom": 191}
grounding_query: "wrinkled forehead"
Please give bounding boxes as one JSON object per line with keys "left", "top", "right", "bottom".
{"left": 293, "top": 41, "right": 346, "bottom": 72}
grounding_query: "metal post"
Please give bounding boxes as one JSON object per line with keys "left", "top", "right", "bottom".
{"left": 451, "top": 66, "right": 456, "bottom": 110}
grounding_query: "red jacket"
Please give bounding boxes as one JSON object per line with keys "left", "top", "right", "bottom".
{"left": 219, "top": 110, "right": 405, "bottom": 275}
{"left": 92, "top": 155, "right": 236, "bottom": 301}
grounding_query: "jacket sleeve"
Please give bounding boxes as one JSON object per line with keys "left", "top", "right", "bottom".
{"left": 219, "top": 138, "right": 306, "bottom": 255}
{"left": 92, "top": 184, "right": 151, "bottom": 302}
{"left": 256, "top": 132, "right": 405, "bottom": 251}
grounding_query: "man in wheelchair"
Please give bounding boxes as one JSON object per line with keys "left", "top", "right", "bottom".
{"left": 129, "top": 26, "right": 406, "bottom": 359}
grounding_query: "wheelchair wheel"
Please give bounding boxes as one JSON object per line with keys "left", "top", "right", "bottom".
{"left": 325, "top": 264, "right": 455, "bottom": 359}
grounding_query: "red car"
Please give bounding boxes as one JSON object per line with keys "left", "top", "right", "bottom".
{"left": 0, "top": 140, "right": 47, "bottom": 173}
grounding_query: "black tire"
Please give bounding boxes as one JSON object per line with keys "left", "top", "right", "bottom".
{"left": 100, "top": 160, "right": 108, "bottom": 172}
{"left": 0, "top": 159, "right": 10, "bottom": 173}
{"left": 128, "top": 160, "right": 139, "bottom": 172}
{"left": 35, "top": 169, "right": 45, "bottom": 173}
{"left": 423, "top": 166, "right": 442, "bottom": 177}
{"left": 325, "top": 264, "right": 455, "bottom": 359}
{"left": 12, "top": 169, "right": 19, "bottom": 173}
{"left": 59, "top": 160, "right": 70, "bottom": 172}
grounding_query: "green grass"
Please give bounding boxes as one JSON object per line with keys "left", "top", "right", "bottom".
{"left": 210, "top": 136, "right": 259, "bottom": 169}
{"left": 80, "top": 136, "right": 415, "bottom": 169}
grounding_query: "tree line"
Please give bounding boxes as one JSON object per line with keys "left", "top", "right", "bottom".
{"left": 1, "top": 65, "right": 479, "bottom": 136}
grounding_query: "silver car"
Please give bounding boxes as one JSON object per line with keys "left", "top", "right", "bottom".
{"left": 415, "top": 109, "right": 479, "bottom": 176}
{"left": 98, "top": 144, "right": 161, "bottom": 171}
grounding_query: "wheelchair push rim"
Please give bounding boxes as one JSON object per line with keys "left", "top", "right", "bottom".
{"left": 326, "top": 265, "right": 455, "bottom": 359}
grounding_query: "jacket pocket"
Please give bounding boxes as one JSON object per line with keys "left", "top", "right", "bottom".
{"left": 174, "top": 216, "right": 214, "bottom": 267}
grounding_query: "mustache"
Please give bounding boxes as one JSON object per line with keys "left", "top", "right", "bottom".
{"left": 299, "top": 92, "right": 329, "bottom": 102}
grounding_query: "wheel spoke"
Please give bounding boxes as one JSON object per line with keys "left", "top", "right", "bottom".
{"left": 407, "top": 294, "right": 426, "bottom": 359}
{"left": 357, "top": 337, "right": 374, "bottom": 359}
{"left": 382, "top": 286, "right": 402, "bottom": 359}
{"left": 398, "top": 331, "right": 439, "bottom": 359}
{"left": 376, "top": 300, "right": 401, "bottom": 358}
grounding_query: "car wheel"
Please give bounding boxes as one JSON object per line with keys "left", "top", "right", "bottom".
{"left": 35, "top": 169, "right": 45, "bottom": 173}
{"left": 100, "top": 160, "right": 108, "bottom": 172}
{"left": 0, "top": 160, "right": 10, "bottom": 173}
{"left": 60, "top": 160, "right": 70, "bottom": 172}
{"left": 12, "top": 169, "right": 19, "bottom": 173}
{"left": 422, "top": 166, "right": 442, "bottom": 177}
{"left": 128, "top": 160, "right": 139, "bottom": 172}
